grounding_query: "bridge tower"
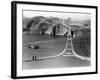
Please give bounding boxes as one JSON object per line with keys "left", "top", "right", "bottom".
{"left": 62, "top": 18, "right": 74, "bottom": 56}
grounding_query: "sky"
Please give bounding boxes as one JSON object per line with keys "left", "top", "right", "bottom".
{"left": 23, "top": 10, "right": 91, "bottom": 21}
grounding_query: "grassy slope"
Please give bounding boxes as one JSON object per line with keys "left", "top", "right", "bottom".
{"left": 72, "top": 29, "right": 90, "bottom": 57}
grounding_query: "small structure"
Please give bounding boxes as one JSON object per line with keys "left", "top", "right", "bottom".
{"left": 26, "top": 43, "right": 40, "bottom": 49}
{"left": 32, "top": 56, "right": 37, "bottom": 61}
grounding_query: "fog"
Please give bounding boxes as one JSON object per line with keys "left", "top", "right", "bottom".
{"left": 23, "top": 10, "right": 91, "bottom": 21}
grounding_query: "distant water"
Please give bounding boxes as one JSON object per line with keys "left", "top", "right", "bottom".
{"left": 22, "top": 33, "right": 90, "bottom": 70}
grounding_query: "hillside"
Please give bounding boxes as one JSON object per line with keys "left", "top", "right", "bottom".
{"left": 23, "top": 16, "right": 91, "bottom": 35}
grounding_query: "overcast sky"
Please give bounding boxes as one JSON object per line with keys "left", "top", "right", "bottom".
{"left": 23, "top": 10, "right": 91, "bottom": 21}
